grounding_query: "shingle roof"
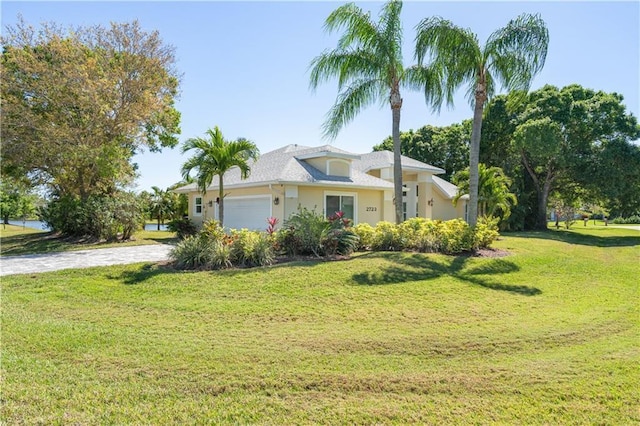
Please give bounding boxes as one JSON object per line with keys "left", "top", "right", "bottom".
{"left": 175, "top": 144, "right": 394, "bottom": 192}
{"left": 433, "top": 175, "right": 467, "bottom": 200}
{"left": 174, "top": 145, "right": 455, "bottom": 194}
{"left": 356, "top": 151, "right": 445, "bottom": 174}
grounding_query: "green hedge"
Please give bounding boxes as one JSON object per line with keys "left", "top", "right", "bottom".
{"left": 353, "top": 217, "right": 499, "bottom": 255}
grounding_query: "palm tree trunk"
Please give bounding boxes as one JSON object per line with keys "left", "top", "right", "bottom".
{"left": 218, "top": 175, "right": 224, "bottom": 226}
{"left": 391, "top": 88, "right": 403, "bottom": 224}
{"left": 468, "top": 92, "right": 485, "bottom": 227}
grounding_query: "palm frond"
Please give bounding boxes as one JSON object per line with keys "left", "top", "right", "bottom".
{"left": 322, "top": 78, "right": 382, "bottom": 140}
{"left": 325, "top": 3, "right": 379, "bottom": 51}
{"left": 485, "top": 13, "right": 549, "bottom": 93}
{"left": 404, "top": 64, "right": 447, "bottom": 112}
{"left": 378, "top": 0, "right": 403, "bottom": 64}
{"left": 414, "top": 16, "right": 480, "bottom": 107}
{"left": 309, "top": 49, "right": 383, "bottom": 91}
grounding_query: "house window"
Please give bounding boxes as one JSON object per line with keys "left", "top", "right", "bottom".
{"left": 194, "top": 196, "right": 203, "bottom": 216}
{"left": 326, "top": 194, "right": 355, "bottom": 221}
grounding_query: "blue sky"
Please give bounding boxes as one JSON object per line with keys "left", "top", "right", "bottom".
{"left": 2, "top": 1, "right": 638, "bottom": 192}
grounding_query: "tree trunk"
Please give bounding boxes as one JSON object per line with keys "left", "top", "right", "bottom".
{"left": 218, "top": 175, "right": 224, "bottom": 226}
{"left": 157, "top": 217, "right": 161, "bottom": 231}
{"left": 468, "top": 88, "right": 486, "bottom": 227}
{"left": 536, "top": 174, "right": 554, "bottom": 230}
{"left": 390, "top": 87, "right": 403, "bottom": 224}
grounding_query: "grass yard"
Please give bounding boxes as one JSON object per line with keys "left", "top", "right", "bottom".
{"left": 1, "top": 226, "right": 638, "bottom": 423}
{"left": 0, "top": 224, "right": 177, "bottom": 256}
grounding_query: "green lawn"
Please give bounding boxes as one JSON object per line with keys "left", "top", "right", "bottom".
{"left": 0, "top": 224, "right": 177, "bottom": 256}
{"left": 2, "top": 226, "right": 638, "bottom": 423}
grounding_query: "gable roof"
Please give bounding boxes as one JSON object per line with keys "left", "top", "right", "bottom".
{"left": 356, "top": 151, "right": 445, "bottom": 174}
{"left": 174, "top": 144, "right": 453, "bottom": 194}
{"left": 433, "top": 175, "right": 468, "bottom": 200}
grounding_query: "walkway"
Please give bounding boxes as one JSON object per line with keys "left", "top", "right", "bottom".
{"left": 0, "top": 244, "right": 172, "bottom": 277}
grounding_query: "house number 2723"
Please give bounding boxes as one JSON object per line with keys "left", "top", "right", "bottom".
{"left": 366, "top": 207, "right": 377, "bottom": 212}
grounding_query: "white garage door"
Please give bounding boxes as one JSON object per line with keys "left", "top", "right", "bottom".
{"left": 222, "top": 196, "right": 272, "bottom": 231}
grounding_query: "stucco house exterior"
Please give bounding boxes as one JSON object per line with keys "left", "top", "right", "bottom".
{"left": 174, "top": 144, "right": 468, "bottom": 230}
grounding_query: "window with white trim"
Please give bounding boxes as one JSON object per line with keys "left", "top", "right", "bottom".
{"left": 194, "top": 196, "right": 203, "bottom": 216}
{"left": 326, "top": 194, "right": 355, "bottom": 221}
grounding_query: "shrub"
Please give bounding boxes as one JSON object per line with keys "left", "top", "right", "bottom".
{"left": 438, "top": 219, "right": 474, "bottom": 254}
{"left": 40, "top": 192, "right": 142, "bottom": 241}
{"left": 281, "top": 207, "right": 328, "bottom": 257}
{"left": 370, "top": 221, "right": 405, "bottom": 251}
{"left": 167, "top": 217, "right": 197, "bottom": 240}
{"left": 357, "top": 218, "right": 498, "bottom": 255}
{"left": 474, "top": 217, "right": 500, "bottom": 249}
{"left": 170, "top": 236, "right": 212, "bottom": 269}
{"left": 323, "top": 212, "right": 359, "bottom": 256}
{"left": 353, "top": 223, "right": 374, "bottom": 251}
{"left": 398, "top": 218, "right": 441, "bottom": 252}
{"left": 230, "top": 229, "right": 275, "bottom": 267}
{"left": 169, "top": 236, "right": 232, "bottom": 270}
{"left": 611, "top": 215, "right": 640, "bottom": 224}
{"left": 201, "top": 219, "right": 227, "bottom": 243}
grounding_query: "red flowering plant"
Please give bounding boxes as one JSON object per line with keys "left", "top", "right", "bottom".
{"left": 266, "top": 216, "right": 279, "bottom": 236}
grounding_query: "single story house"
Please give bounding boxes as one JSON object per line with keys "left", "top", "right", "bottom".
{"left": 174, "top": 144, "right": 468, "bottom": 230}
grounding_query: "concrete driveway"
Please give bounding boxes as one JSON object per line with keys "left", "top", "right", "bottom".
{"left": 0, "top": 244, "right": 173, "bottom": 277}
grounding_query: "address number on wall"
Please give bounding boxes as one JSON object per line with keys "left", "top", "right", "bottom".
{"left": 366, "top": 207, "right": 377, "bottom": 212}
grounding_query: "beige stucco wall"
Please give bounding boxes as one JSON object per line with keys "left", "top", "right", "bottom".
{"left": 186, "top": 185, "right": 283, "bottom": 227}
{"left": 284, "top": 186, "right": 385, "bottom": 226}
{"left": 184, "top": 180, "right": 465, "bottom": 229}
{"left": 431, "top": 189, "right": 464, "bottom": 221}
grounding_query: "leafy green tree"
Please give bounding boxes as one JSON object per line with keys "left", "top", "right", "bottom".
{"left": 512, "top": 85, "right": 640, "bottom": 229}
{"left": 1, "top": 18, "right": 181, "bottom": 198}
{"left": 181, "top": 127, "right": 259, "bottom": 227}
{"left": 373, "top": 121, "right": 470, "bottom": 181}
{"left": 0, "top": 177, "right": 37, "bottom": 225}
{"left": 309, "top": 0, "right": 440, "bottom": 224}
{"left": 453, "top": 164, "right": 517, "bottom": 225}
{"left": 415, "top": 13, "right": 549, "bottom": 226}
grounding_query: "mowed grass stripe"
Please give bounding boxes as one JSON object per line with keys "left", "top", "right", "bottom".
{"left": 2, "top": 226, "right": 639, "bottom": 423}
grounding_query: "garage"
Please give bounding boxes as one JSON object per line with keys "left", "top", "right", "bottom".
{"left": 219, "top": 196, "right": 272, "bottom": 231}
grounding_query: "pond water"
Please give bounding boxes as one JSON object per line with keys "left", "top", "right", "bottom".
{"left": 7, "top": 220, "right": 51, "bottom": 231}
{"left": 5, "top": 220, "right": 168, "bottom": 232}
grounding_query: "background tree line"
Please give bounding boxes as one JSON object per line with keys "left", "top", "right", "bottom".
{"left": 374, "top": 83, "right": 640, "bottom": 230}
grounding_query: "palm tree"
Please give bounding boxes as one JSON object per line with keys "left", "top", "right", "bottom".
{"left": 415, "top": 13, "right": 549, "bottom": 226}
{"left": 453, "top": 164, "right": 517, "bottom": 222}
{"left": 181, "top": 127, "right": 259, "bottom": 227}
{"left": 149, "top": 186, "right": 173, "bottom": 230}
{"left": 309, "top": 0, "right": 440, "bottom": 224}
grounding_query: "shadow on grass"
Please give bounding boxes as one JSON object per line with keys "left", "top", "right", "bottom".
{"left": 506, "top": 228, "right": 640, "bottom": 248}
{"left": 0, "top": 232, "right": 75, "bottom": 256}
{"left": 113, "top": 263, "right": 184, "bottom": 284}
{"left": 352, "top": 252, "right": 540, "bottom": 296}
{"left": 143, "top": 235, "right": 179, "bottom": 245}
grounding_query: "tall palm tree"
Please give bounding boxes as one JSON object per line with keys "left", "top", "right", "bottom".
{"left": 415, "top": 13, "right": 549, "bottom": 226}
{"left": 181, "top": 127, "right": 259, "bottom": 227}
{"left": 309, "top": 0, "right": 440, "bottom": 224}
{"left": 453, "top": 164, "right": 517, "bottom": 222}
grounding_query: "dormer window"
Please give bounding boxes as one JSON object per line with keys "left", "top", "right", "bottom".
{"left": 326, "top": 159, "right": 351, "bottom": 178}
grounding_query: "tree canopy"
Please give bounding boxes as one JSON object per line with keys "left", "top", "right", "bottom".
{"left": 512, "top": 84, "right": 640, "bottom": 229}
{"left": 1, "top": 18, "right": 181, "bottom": 198}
